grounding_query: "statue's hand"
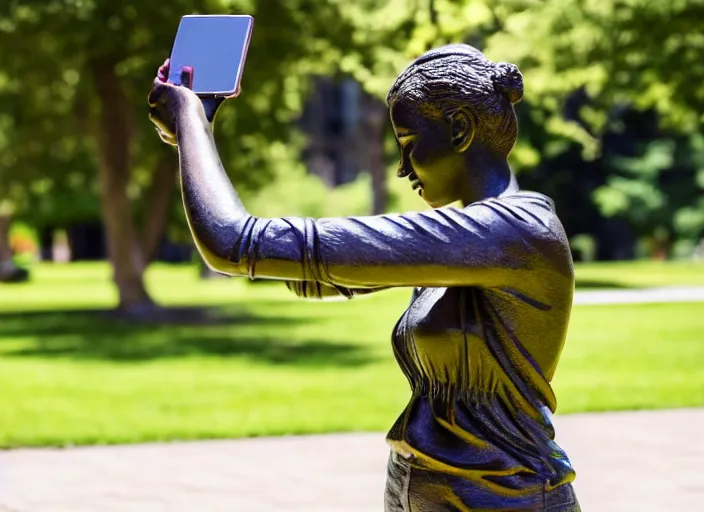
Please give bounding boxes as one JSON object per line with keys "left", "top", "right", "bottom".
{"left": 148, "top": 59, "right": 203, "bottom": 146}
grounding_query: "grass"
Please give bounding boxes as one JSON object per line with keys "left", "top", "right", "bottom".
{"left": 0, "top": 261, "right": 702, "bottom": 448}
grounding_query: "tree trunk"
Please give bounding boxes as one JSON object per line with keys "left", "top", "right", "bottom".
{"left": 39, "top": 226, "right": 54, "bottom": 261}
{"left": 90, "top": 57, "right": 154, "bottom": 313}
{"left": 364, "top": 97, "right": 388, "bottom": 215}
{"left": 0, "top": 214, "right": 13, "bottom": 276}
{"left": 140, "top": 149, "right": 179, "bottom": 264}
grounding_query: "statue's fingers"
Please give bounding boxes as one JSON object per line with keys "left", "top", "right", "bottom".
{"left": 148, "top": 110, "right": 168, "bottom": 132}
{"left": 147, "top": 82, "right": 163, "bottom": 107}
{"left": 148, "top": 79, "right": 174, "bottom": 107}
{"left": 149, "top": 109, "right": 177, "bottom": 146}
{"left": 159, "top": 131, "right": 177, "bottom": 146}
{"left": 157, "top": 58, "right": 170, "bottom": 82}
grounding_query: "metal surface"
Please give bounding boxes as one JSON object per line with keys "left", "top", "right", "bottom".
{"left": 148, "top": 43, "right": 579, "bottom": 511}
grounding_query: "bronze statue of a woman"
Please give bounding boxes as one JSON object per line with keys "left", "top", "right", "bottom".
{"left": 148, "top": 44, "right": 580, "bottom": 511}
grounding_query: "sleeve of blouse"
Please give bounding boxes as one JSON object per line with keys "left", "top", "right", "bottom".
{"left": 224, "top": 197, "right": 554, "bottom": 289}
{"left": 284, "top": 280, "right": 387, "bottom": 300}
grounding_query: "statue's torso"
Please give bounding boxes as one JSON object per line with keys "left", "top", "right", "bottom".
{"left": 386, "top": 252, "right": 576, "bottom": 509}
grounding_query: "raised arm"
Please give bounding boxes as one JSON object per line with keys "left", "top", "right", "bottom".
{"left": 148, "top": 71, "right": 561, "bottom": 291}
{"left": 177, "top": 104, "right": 550, "bottom": 289}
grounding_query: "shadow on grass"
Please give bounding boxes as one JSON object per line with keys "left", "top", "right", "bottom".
{"left": 574, "top": 279, "right": 632, "bottom": 289}
{"left": 0, "top": 304, "right": 376, "bottom": 367}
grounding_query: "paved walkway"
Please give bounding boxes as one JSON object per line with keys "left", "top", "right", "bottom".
{"left": 1, "top": 409, "right": 703, "bottom": 511}
{"left": 574, "top": 286, "right": 704, "bottom": 305}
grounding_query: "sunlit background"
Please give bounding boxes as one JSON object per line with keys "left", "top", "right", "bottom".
{"left": 0, "top": 0, "right": 703, "bottom": 451}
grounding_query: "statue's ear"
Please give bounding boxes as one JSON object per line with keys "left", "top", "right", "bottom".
{"left": 449, "top": 109, "right": 475, "bottom": 153}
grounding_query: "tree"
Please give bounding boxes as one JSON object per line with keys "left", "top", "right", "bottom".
{"left": 485, "top": 0, "right": 704, "bottom": 257}
{"left": 0, "top": 42, "right": 99, "bottom": 279}
{"left": 488, "top": 0, "right": 704, "bottom": 129}
{"left": 0, "top": 0, "right": 412, "bottom": 310}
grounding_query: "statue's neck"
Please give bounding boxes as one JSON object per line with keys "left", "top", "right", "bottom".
{"left": 459, "top": 149, "right": 518, "bottom": 206}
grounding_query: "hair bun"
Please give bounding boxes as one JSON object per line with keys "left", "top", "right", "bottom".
{"left": 492, "top": 62, "right": 524, "bottom": 104}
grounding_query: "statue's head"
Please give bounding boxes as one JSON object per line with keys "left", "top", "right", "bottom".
{"left": 387, "top": 44, "right": 523, "bottom": 207}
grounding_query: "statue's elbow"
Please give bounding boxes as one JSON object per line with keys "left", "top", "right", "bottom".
{"left": 193, "top": 236, "right": 240, "bottom": 276}
{"left": 186, "top": 209, "right": 249, "bottom": 276}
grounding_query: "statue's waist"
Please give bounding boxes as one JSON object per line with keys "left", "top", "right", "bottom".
{"left": 385, "top": 396, "right": 574, "bottom": 485}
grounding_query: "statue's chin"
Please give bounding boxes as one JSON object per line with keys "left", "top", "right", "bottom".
{"left": 424, "top": 194, "right": 454, "bottom": 209}
{"left": 416, "top": 185, "right": 457, "bottom": 208}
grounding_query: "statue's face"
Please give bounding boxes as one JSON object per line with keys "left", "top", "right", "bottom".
{"left": 390, "top": 99, "right": 469, "bottom": 208}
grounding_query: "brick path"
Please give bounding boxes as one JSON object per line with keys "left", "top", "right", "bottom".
{"left": 1, "top": 408, "right": 702, "bottom": 511}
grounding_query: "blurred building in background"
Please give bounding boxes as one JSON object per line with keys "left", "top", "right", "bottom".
{"left": 300, "top": 77, "right": 388, "bottom": 215}
{"left": 300, "top": 77, "right": 364, "bottom": 188}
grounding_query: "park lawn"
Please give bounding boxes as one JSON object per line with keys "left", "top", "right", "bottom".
{"left": 0, "top": 262, "right": 702, "bottom": 448}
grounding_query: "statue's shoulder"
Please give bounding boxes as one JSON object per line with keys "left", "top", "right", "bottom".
{"left": 496, "top": 190, "right": 556, "bottom": 211}
{"left": 492, "top": 192, "right": 572, "bottom": 270}
{"left": 479, "top": 191, "right": 568, "bottom": 246}
{"left": 474, "top": 191, "right": 557, "bottom": 223}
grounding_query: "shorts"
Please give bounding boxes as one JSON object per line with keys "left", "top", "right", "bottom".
{"left": 384, "top": 451, "right": 581, "bottom": 512}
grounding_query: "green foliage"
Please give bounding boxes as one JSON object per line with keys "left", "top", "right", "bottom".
{"left": 484, "top": 1, "right": 704, "bottom": 254}
{"left": 594, "top": 141, "right": 673, "bottom": 221}
{"left": 245, "top": 147, "right": 373, "bottom": 218}
{"left": 243, "top": 156, "right": 430, "bottom": 221}
{"left": 0, "top": 0, "right": 103, "bottom": 224}
{"left": 593, "top": 130, "right": 704, "bottom": 245}
{"left": 570, "top": 234, "right": 596, "bottom": 263}
{"left": 487, "top": 0, "right": 704, "bottom": 131}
